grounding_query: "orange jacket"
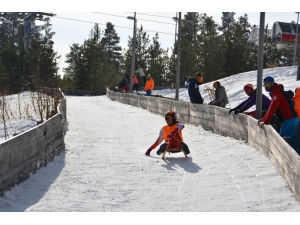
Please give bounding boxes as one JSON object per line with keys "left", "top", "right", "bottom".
{"left": 148, "top": 122, "right": 184, "bottom": 150}
{"left": 292, "top": 87, "right": 300, "bottom": 119}
{"left": 144, "top": 78, "right": 154, "bottom": 91}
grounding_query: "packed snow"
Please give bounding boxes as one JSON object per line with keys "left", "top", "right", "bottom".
{"left": 1, "top": 66, "right": 300, "bottom": 220}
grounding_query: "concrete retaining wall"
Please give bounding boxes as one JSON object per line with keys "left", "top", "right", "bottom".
{"left": 0, "top": 89, "right": 67, "bottom": 197}
{"left": 107, "top": 89, "right": 300, "bottom": 202}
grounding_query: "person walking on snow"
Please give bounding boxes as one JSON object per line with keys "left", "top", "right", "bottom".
{"left": 145, "top": 111, "right": 190, "bottom": 156}
{"left": 135, "top": 65, "right": 146, "bottom": 87}
{"left": 258, "top": 76, "right": 298, "bottom": 151}
{"left": 144, "top": 74, "right": 154, "bottom": 96}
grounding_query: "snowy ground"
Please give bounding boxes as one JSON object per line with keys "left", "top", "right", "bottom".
{"left": 0, "top": 91, "right": 50, "bottom": 142}
{"left": 1, "top": 66, "right": 300, "bottom": 220}
{"left": 1, "top": 95, "right": 300, "bottom": 213}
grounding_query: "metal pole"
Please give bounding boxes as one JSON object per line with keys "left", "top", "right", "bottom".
{"left": 175, "top": 12, "right": 181, "bottom": 100}
{"left": 174, "top": 12, "right": 178, "bottom": 44}
{"left": 256, "top": 12, "right": 265, "bottom": 120}
{"left": 129, "top": 12, "right": 136, "bottom": 92}
{"left": 293, "top": 12, "right": 299, "bottom": 67}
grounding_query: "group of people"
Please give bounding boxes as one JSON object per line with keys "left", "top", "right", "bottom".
{"left": 228, "top": 76, "right": 299, "bottom": 154}
{"left": 186, "top": 71, "right": 300, "bottom": 154}
{"left": 145, "top": 74, "right": 300, "bottom": 158}
{"left": 118, "top": 65, "right": 155, "bottom": 96}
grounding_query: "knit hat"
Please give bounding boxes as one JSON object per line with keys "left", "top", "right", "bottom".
{"left": 147, "top": 74, "right": 151, "bottom": 78}
{"left": 244, "top": 83, "right": 254, "bottom": 91}
{"left": 263, "top": 76, "right": 275, "bottom": 83}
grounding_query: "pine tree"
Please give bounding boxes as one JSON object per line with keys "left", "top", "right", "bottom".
{"left": 26, "top": 17, "right": 60, "bottom": 91}
{"left": 181, "top": 12, "right": 201, "bottom": 43}
{"left": 0, "top": 16, "right": 25, "bottom": 93}
{"left": 147, "top": 33, "right": 168, "bottom": 85}
{"left": 197, "top": 13, "right": 224, "bottom": 82}
{"left": 100, "top": 22, "right": 122, "bottom": 68}
{"left": 64, "top": 23, "right": 119, "bottom": 90}
{"left": 219, "top": 12, "right": 236, "bottom": 32}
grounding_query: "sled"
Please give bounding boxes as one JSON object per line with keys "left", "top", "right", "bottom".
{"left": 161, "top": 148, "right": 188, "bottom": 160}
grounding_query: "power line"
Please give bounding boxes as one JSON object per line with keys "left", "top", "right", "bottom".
{"left": 93, "top": 12, "right": 175, "bottom": 25}
{"left": 53, "top": 16, "right": 174, "bottom": 35}
{"left": 126, "top": 12, "right": 174, "bottom": 19}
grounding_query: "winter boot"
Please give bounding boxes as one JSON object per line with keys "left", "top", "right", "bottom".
{"left": 157, "top": 143, "right": 168, "bottom": 155}
{"left": 180, "top": 142, "right": 190, "bottom": 155}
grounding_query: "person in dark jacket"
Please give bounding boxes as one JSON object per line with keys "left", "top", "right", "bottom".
{"left": 118, "top": 77, "right": 129, "bottom": 92}
{"left": 208, "top": 81, "right": 228, "bottom": 108}
{"left": 188, "top": 72, "right": 204, "bottom": 104}
{"left": 229, "top": 83, "right": 271, "bottom": 117}
{"left": 258, "top": 76, "right": 298, "bottom": 151}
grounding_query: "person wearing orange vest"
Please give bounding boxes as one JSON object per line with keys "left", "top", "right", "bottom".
{"left": 145, "top": 111, "right": 190, "bottom": 156}
{"left": 144, "top": 74, "right": 155, "bottom": 96}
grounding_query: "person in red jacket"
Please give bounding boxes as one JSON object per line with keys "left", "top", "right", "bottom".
{"left": 132, "top": 75, "right": 139, "bottom": 92}
{"left": 145, "top": 111, "right": 190, "bottom": 156}
{"left": 292, "top": 87, "right": 300, "bottom": 154}
{"left": 144, "top": 74, "right": 155, "bottom": 96}
{"left": 258, "top": 76, "right": 298, "bottom": 151}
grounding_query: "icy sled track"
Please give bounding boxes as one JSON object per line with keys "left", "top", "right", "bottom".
{"left": 0, "top": 96, "right": 300, "bottom": 212}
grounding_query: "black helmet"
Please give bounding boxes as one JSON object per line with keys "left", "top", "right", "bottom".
{"left": 165, "top": 110, "right": 177, "bottom": 124}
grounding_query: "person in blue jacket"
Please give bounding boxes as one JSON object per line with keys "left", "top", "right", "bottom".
{"left": 229, "top": 83, "right": 271, "bottom": 117}
{"left": 188, "top": 72, "right": 204, "bottom": 104}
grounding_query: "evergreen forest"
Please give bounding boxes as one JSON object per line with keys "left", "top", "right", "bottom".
{"left": 0, "top": 12, "right": 299, "bottom": 94}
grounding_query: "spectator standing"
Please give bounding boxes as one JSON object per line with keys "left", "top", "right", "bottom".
{"left": 188, "top": 72, "right": 204, "bottom": 104}
{"left": 144, "top": 74, "right": 154, "bottom": 96}
{"left": 184, "top": 76, "right": 190, "bottom": 88}
{"left": 292, "top": 87, "right": 300, "bottom": 155}
{"left": 228, "top": 83, "right": 271, "bottom": 117}
{"left": 132, "top": 75, "right": 139, "bottom": 92}
{"left": 258, "top": 76, "right": 298, "bottom": 151}
{"left": 253, "top": 63, "right": 257, "bottom": 70}
{"left": 208, "top": 81, "right": 228, "bottom": 108}
{"left": 135, "top": 65, "right": 146, "bottom": 87}
{"left": 118, "top": 77, "right": 129, "bottom": 92}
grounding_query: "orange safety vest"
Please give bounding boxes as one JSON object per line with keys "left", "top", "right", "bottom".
{"left": 162, "top": 123, "right": 184, "bottom": 142}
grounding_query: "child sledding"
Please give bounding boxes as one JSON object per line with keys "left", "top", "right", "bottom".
{"left": 145, "top": 111, "right": 190, "bottom": 159}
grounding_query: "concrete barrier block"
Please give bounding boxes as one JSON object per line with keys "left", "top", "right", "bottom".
{"left": 0, "top": 141, "right": 15, "bottom": 158}
{"left": 248, "top": 134, "right": 270, "bottom": 158}
{"left": 1, "top": 125, "right": 45, "bottom": 154}
{"left": 295, "top": 187, "right": 300, "bottom": 202}
{"left": 0, "top": 169, "right": 19, "bottom": 195}
{"left": 268, "top": 147, "right": 286, "bottom": 178}
{"left": 281, "top": 169, "right": 295, "bottom": 194}
{"left": 199, "top": 118, "right": 214, "bottom": 130}
{"left": 0, "top": 157, "right": 10, "bottom": 176}
{"left": 44, "top": 114, "right": 61, "bottom": 130}
{"left": 189, "top": 116, "right": 202, "bottom": 126}
{"left": 269, "top": 140, "right": 284, "bottom": 167}
{"left": 297, "top": 174, "right": 300, "bottom": 189}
